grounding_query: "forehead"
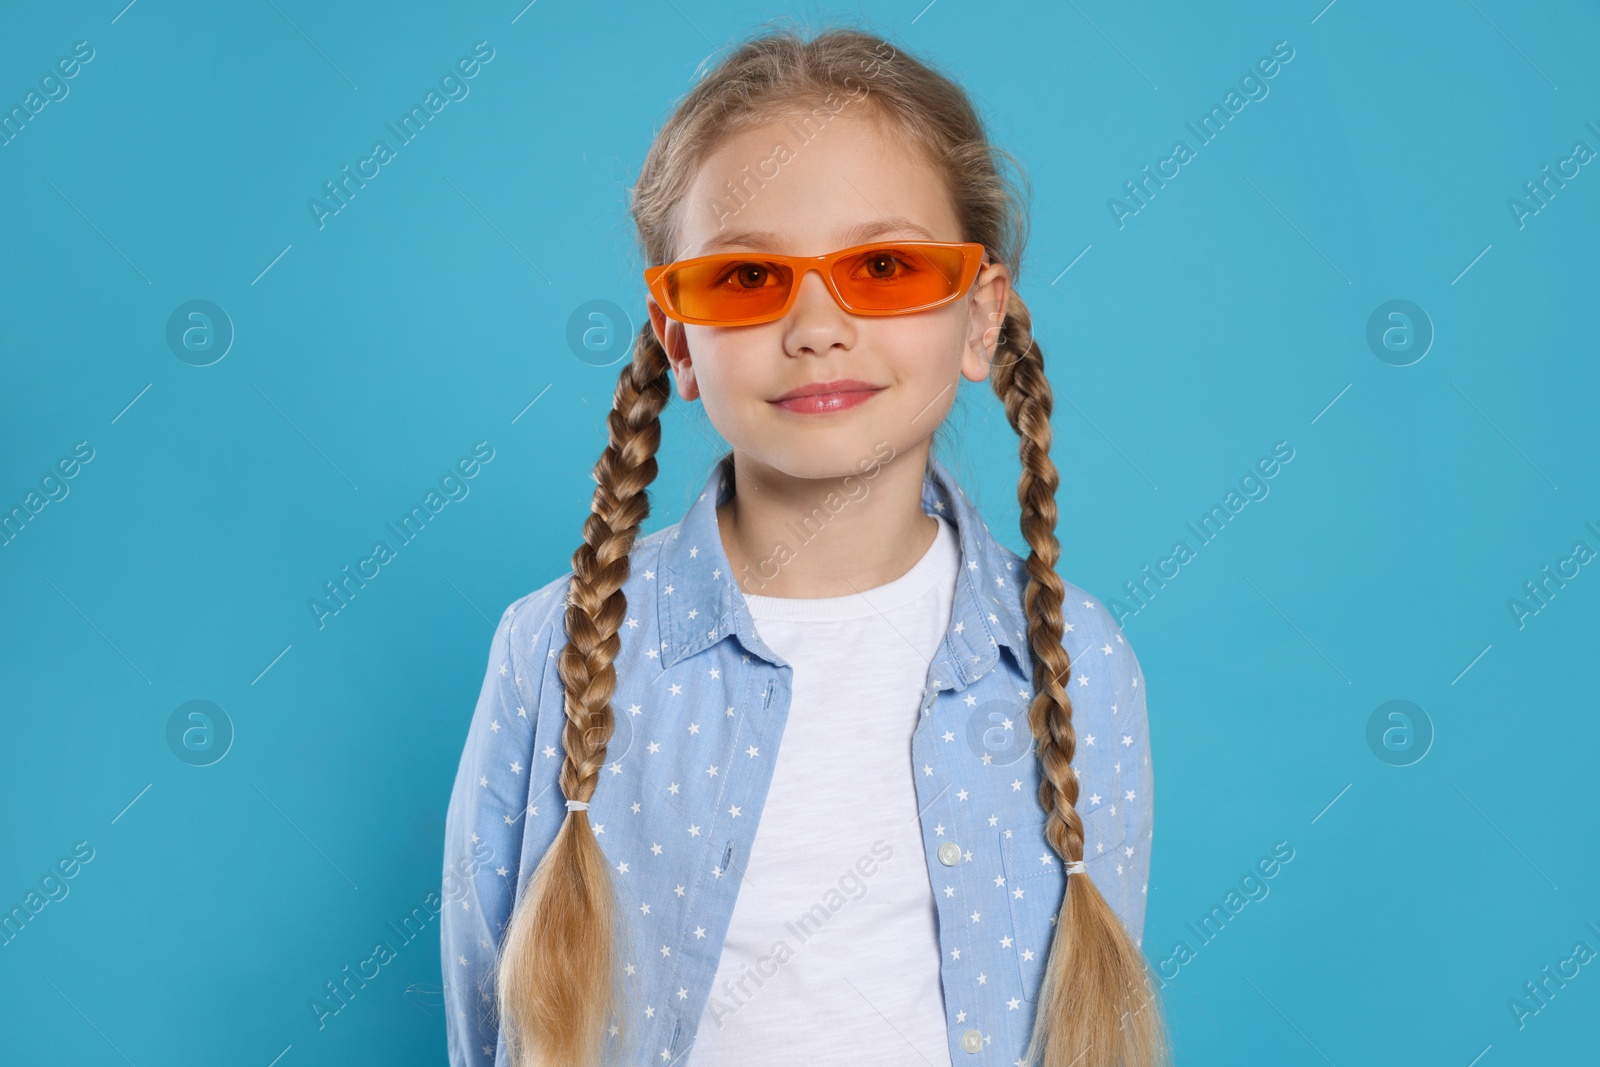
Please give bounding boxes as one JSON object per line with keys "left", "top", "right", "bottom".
{"left": 674, "top": 109, "right": 961, "bottom": 259}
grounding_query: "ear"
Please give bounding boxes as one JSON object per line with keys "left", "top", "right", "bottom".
{"left": 647, "top": 297, "right": 700, "bottom": 401}
{"left": 961, "top": 258, "right": 1012, "bottom": 383}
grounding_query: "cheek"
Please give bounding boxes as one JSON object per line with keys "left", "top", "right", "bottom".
{"left": 887, "top": 310, "right": 967, "bottom": 376}
{"left": 685, "top": 332, "right": 771, "bottom": 416}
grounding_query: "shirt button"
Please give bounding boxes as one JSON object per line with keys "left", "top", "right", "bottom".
{"left": 960, "top": 1028, "right": 983, "bottom": 1053}
{"left": 938, "top": 841, "right": 961, "bottom": 866}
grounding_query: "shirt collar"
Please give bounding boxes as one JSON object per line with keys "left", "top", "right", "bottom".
{"left": 656, "top": 450, "right": 1032, "bottom": 681}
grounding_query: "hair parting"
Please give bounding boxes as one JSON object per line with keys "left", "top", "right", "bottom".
{"left": 495, "top": 18, "right": 1170, "bottom": 1067}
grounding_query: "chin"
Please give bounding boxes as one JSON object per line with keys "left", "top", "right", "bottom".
{"left": 740, "top": 431, "right": 906, "bottom": 483}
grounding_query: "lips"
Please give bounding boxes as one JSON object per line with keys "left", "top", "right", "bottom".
{"left": 769, "top": 379, "right": 885, "bottom": 415}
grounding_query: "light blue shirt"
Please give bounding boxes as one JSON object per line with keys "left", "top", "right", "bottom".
{"left": 442, "top": 450, "right": 1154, "bottom": 1066}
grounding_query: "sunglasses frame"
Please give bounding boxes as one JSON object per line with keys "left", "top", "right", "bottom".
{"left": 643, "top": 240, "right": 989, "bottom": 327}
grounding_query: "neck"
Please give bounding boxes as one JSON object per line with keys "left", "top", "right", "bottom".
{"left": 716, "top": 444, "right": 939, "bottom": 599}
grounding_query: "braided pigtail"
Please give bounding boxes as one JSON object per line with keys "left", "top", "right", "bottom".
{"left": 494, "top": 325, "right": 673, "bottom": 1067}
{"left": 989, "top": 293, "right": 1172, "bottom": 1067}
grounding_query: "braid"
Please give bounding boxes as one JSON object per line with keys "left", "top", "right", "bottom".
{"left": 990, "top": 294, "right": 1171, "bottom": 1067}
{"left": 989, "top": 295, "right": 1079, "bottom": 861}
{"left": 495, "top": 324, "right": 672, "bottom": 1067}
{"left": 557, "top": 328, "right": 673, "bottom": 809}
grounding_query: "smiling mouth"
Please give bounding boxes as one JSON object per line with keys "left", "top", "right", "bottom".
{"left": 769, "top": 385, "right": 885, "bottom": 415}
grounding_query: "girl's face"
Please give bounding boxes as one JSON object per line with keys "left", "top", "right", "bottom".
{"left": 647, "top": 108, "right": 1011, "bottom": 482}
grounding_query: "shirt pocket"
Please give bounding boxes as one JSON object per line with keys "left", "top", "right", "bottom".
{"left": 998, "top": 775, "right": 1127, "bottom": 1004}
{"left": 998, "top": 824, "right": 1065, "bottom": 1003}
{"left": 1077, "top": 745, "right": 1130, "bottom": 858}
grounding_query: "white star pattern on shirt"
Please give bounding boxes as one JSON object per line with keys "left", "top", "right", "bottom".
{"left": 440, "top": 451, "right": 1154, "bottom": 1067}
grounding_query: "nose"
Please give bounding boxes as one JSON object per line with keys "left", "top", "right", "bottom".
{"left": 782, "top": 265, "right": 854, "bottom": 353}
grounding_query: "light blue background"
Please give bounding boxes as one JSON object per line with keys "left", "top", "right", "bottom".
{"left": 2, "top": 1, "right": 1596, "bottom": 1064}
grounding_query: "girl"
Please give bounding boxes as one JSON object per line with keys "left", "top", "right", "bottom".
{"left": 443, "top": 23, "right": 1168, "bottom": 1067}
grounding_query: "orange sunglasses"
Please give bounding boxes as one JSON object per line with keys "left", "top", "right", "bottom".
{"left": 644, "top": 240, "right": 988, "bottom": 327}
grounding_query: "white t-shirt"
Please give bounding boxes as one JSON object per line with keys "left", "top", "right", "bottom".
{"left": 687, "top": 513, "right": 960, "bottom": 1066}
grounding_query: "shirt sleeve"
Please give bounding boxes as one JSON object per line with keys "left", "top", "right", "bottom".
{"left": 442, "top": 585, "right": 566, "bottom": 1067}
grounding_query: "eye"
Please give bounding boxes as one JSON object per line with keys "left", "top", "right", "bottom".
{"left": 715, "top": 260, "right": 781, "bottom": 290}
{"left": 865, "top": 254, "right": 899, "bottom": 278}
{"left": 849, "top": 247, "right": 922, "bottom": 282}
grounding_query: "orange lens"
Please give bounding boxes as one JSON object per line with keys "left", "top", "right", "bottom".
{"left": 656, "top": 242, "right": 974, "bottom": 324}
{"left": 664, "top": 256, "right": 797, "bottom": 323}
{"left": 829, "top": 244, "right": 970, "bottom": 312}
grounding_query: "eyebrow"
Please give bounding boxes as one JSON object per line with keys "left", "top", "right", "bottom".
{"left": 691, "top": 216, "right": 940, "bottom": 256}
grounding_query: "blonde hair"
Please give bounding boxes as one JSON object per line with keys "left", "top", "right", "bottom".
{"left": 495, "top": 18, "right": 1171, "bottom": 1067}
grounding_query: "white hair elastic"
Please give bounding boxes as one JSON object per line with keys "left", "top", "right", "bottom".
{"left": 1065, "top": 860, "right": 1087, "bottom": 875}
{"left": 565, "top": 799, "right": 589, "bottom": 812}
